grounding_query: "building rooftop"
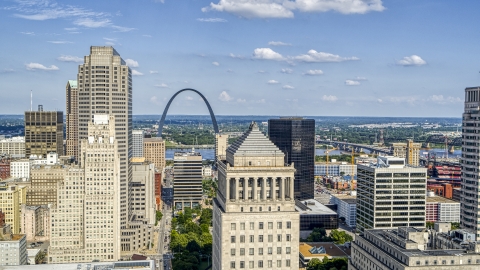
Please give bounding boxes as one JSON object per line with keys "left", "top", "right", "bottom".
{"left": 131, "top": 157, "right": 146, "bottom": 163}
{"left": 427, "top": 196, "right": 459, "bottom": 204}
{"left": 299, "top": 242, "right": 349, "bottom": 259}
{"left": 331, "top": 194, "right": 357, "bottom": 204}
{"left": 0, "top": 260, "right": 155, "bottom": 270}
{"left": 174, "top": 151, "right": 201, "bottom": 157}
{"left": 67, "top": 80, "right": 77, "bottom": 88}
{"left": 296, "top": 199, "right": 337, "bottom": 215}
{"left": 144, "top": 137, "right": 163, "bottom": 142}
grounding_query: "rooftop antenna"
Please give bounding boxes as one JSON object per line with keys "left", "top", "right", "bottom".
{"left": 30, "top": 90, "right": 32, "bottom": 111}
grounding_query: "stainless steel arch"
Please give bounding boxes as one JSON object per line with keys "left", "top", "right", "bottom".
{"left": 157, "top": 88, "right": 219, "bottom": 137}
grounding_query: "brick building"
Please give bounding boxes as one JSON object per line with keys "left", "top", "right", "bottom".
{"left": 0, "top": 157, "right": 10, "bottom": 180}
{"left": 155, "top": 171, "right": 162, "bottom": 210}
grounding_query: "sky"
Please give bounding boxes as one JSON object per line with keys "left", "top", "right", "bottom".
{"left": 1, "top": 0, "right": 479, "bottom": 117}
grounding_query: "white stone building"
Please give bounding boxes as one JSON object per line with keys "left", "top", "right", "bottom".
{"left": 10, "top": 160, "right": 31, "bottom": 180}
{"left": 202, "top": 165, "right": 212, "bottom": 178}
{"left": 330, "top": 193, "right": 357, "bottom": 227}
{"left": 132, "top": 130, "right": 144, "bottom": 158}
{"left": 0, "top": 136, "right": 25, "bottom": 158}
{"left": 0, "top": 225, "right": 27, "bottom": 266}
{"left": 212, "top": 122, "right": 299, "bottom": 270}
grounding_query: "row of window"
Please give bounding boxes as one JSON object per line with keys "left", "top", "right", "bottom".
{"left": 231, "top": 246, "right": 291, "bottom": 256}
{"left": 231, "top": 221, "right": 291, "bottom": 230}
{"left": 231, "top": 234, "right": 291, "bottom": 243}
{"left": 230, "top": 259, "right": 291, "bottom": 268}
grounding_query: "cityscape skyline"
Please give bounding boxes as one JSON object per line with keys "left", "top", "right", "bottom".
{"left": 1, "top": 1, "right": 479, "bottom": 117}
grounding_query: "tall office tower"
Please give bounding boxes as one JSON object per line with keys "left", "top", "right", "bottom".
{"left": 215, "top": 133, "right": 228, "bottom": 161}
{"left": 212, "top": 122, "right": 299, "bottom": 270}
{"left": 27, "top": 164, "right": 65, "bottom": 206}
{"left": 144, "top": 137, "right": 165, "bottom": 170}
{"left": 131, "top": 158, "right": 156, "bottom": 225}
{"left": 132, "top": 130, "right": 144, "bottom": 158}
{"left": 49, "top": 115, "right": 121, "bottom": 263}
{"left": 268, "top": 117, "right": 315, "bottom": 200}
{"left": 24, "top": 106, "right": 63, "bottom": 157}
{"left": 76, "top": 46, "right": 132, "bottom": 244}
{"left": 392, "top": 139, "right": 421, "bottom": 166}
{"left": 356, "top": 156, "right": 427, "bottom": 232}
{"left": 65, "top": 80, "right": 79, "bottom": 159}
{"left": 462, "top": 86, "right": 480, "bottom": 237}
{"left": 173, "top": 150, "right": 202, "bottom": 209}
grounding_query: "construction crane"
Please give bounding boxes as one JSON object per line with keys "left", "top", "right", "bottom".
{"left": 325, "top": 145, "right": 338, "bottom": 177}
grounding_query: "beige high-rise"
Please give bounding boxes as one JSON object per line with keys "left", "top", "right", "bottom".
{"left": 392, "top": 139, "right": 421, "bottom": 166}
{"left": 27, "top": 165, "right": 65, "bottom": 206}
{"left": 66, "top": 80, "right": 79, "bottom": 159}
{"left": 144, "top": 137, "right": 165, "bottom": 170}
{"left": 215, "top": 134, "right": 228, "bottom": 161}
{"left": 0, "top": 184, "right": 27, "bottom": 234}
{"left": 213, "top": 122, "right": 299, "bottom": 270}
{"left": 77, "top": 46, "right": 132, "bottom": 247}
{"left": 48, "top": 115, "right": 121, "bottom": 263}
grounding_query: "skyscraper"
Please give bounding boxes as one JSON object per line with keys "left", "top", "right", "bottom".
{"left": 76, "top": 46, "right": 132, "bottom": 247}
{"left": 356, "top": 156, "right": 427, "bottom": 232}
{"left": 461, "top": 86, "right": 480, "bottom": 237}
{"left": 24, "top": 106, "right": 63, "bottom": 157}
{"left": 173, "top": 150, "right": 203, "bottom": 209}
{"left": 213, "top": 122, "right": 299, "bottom": 270}
{"left": 144, "top": 137, "right": 165, "bottom": 170}
{"left": 268, "top": 117, "right": 315, "bottom": 200}
{"left": 132, "top": 130, "right": 144, "bottom": 158}
{"left": 392, "top": 139, "right": 421, "bottom": 166}
{"left": 65, "top": 80, "right": 79, "bottom": 159}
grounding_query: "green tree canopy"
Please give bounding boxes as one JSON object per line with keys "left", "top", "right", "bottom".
{"left": 329, "top": 229, "right": 353, "bottom": 244}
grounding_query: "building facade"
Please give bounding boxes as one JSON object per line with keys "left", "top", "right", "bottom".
{"left": 215, "top": 133, "right": 228, "bottom": 161}
{"left": 173, "top": 151, "right": 202, "bottom": 209}
{"left": 330, "top": 193, "right": 357, "bottom": 227}
{"left": 10, "top": 160, "right": 31, "bottom": 179}
{"left": 425, "top": 195, "right": 460, "bottom": 223}
{"left": 212, "top": 122, "right": 299, "bottom": 270}
{"left": 49, "top": 115, "right": 121, "bottom": 263}
{"left": 66, "top": 80, "right": 79, "bottom": 159}
{"left": 20, "top": 205, "right": 50, "bottom": 242}
{"left": 24, "top": 106, "right": 63, "bottom": 157}
{"left": 392, "top": 139, "right": 422, "bottom": 166}
{"left": 0, "top": 183, "right": 27, "bottom": 234}
{"left": 296, "top": 199, "right": 338, "bottom": 230}
{"left": 314, "top": 162, "right": 357, "bottom": 177}
{"left": 0, "top": 136, "right": 25, "bottom": 158}
{"left": 27, "top": 164, "right": 65, "bottom": 206}
{"left": 356, "top": 156, "right": 427, "bottom": 232}
{"left": 268, "top": 117, "right": 315, "bottom": 200}
{"left": 132, "top": 130, "right": 144, "bottom": 158}
{"left": 0, "top": 156, "right": 10, "bottom": 180}
{"left": 0, "top": 232, "right": 27, "bottom": 266}
{"left": 143, "top": 137, "right": 165, "bottom": 170}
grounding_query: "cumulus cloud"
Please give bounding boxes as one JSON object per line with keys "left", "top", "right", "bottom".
{"left": 267, "top": 80, "right": 280, "bottom": 84}
{"left": 197, "top": 18, "right": 227, "bottom": 22}
{"left": 283, "top": 84, "right": 295, "bottom": 89}
{"left": 322, "top": 95, "right": 338, "bottom": 102}
{"left": 218, "top": 91, "right": 233, "bottom": 102}
{"left": 132, "top": 70, "right": 143, "bottom": 76}
{"left": 155, "top": 83, "right": 169, "bottom": 88}
{"left": 345, "top": 80, "right": 360, "bottom": 86}
{"left": 202, "top": 0, "right": 384, "bottom": 19}
{"left": 268, "top": 41, "right": 291, "bottom": 46}
{"left": 397, "top": 55, "right": 427, "bottom": 66}
{"left": 26, "top": 63, "right": 59, "bottom": 71}
{"left": 304, "top": 69, "right": 324, "bottom": 76}
{"left": 125, "top": 59, "right": 139, "bottom": 67}
{"left": 281, "top": 68, "right": 293, "bottom": 74}
{"left": 252, "top": 48, "right": 285, "bottom": 61}
{"left": 150, "top": 70, "right": 159, "bottom": 74}
{"left": 212, "top": 62, "right": 220, "bottom": 66}
{"left": 429, "top": 95, "right": 461, "bottom": 104}
{"left": 293, "top": 50, "right": 359, "bottom": 62}
{"left": 57, "top": 55, "right": 83, "bottom": 63}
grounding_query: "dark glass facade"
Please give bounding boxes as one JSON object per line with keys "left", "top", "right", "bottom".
{"left": 300, "top": 213, "right": 338, "bottom": 230}
{"left": 268, "top": 118, "right": 315, "bottom": 200}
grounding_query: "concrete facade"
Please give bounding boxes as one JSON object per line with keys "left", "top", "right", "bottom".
{"left": 356, "top": 156, "right": 427, "bottom": 232}
{"left": 65, "top": 80, "right": 79, "bottom": 159}
{"left": 426, "top": 195, "right": 460, "bottom": 223}
{"left": 132, "top": 130, "right": 144, "bottom": 158}
{"left": 0, "top": 231, "right": 27, "bottom": 266}
{"left": 10, "top": 160, "right": 31, "bottom": 180}
{"left": 143, "top": 137, "right": 165, "bottom": 170}
{"left": 20, "top": 205, "right": 50, "bottom": 242}
{"left": 213, "top": 122, "right": 299, "bottom": 270}
{"left": 330, "top": 194, "right": 357, "bottom": 227}
{"left": 215, "top": 134, "right": 228, "bottom": 161}
{"left": 27, "top": 164, "right": 65, "bottom": 206}
{"left": 0, "top": 137, "right": 25, "bottom": 158}
{"left": 392, "top": 139, "right": 422, "bottom": 166}
{"left": 0, "top": 183, "right": 27, "bottom": 234}
{"left": 315, "top": 162, "right": 357, "bottom": 177}
{"left": 24, "top": 108, "right": 63, "bottom": 157}
{"left": 173, "top": 151, "right": 202, "bottom": 209}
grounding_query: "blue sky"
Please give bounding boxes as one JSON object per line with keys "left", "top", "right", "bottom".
{"left": 0, "top": 0, "right": 478, "bottom": 117}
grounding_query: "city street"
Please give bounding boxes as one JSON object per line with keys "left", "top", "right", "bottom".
{"left": 156, "top": 168, "right": 174, "bottom": 270}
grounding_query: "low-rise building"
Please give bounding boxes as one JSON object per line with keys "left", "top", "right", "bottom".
{"left": 0, "top": 225, "right": 28, "bottom": 266}
{"left": 0, "top": 136, "right": 25, "bottom": 158}
{"left": 426, "top": 193, "right": 460, "bottom": 223}
{"left": 299, "top": 242, "right": 349, "bottom": 267}
{"left": 315, "top": 162, "right": 356, "bottom": 177}
{"left": 330, "top": 193, "right": 357, "bottom": 227}
{"left": 202, "top": 165, "right": 212, "bottom": 178}
{"left": 0, "top": 156, "right": 11, "bottom": 180}
{"left": 296, "top": 199, "right": 338, "bottom": 234}
{"left": 10, "top": 159, "right": 31, "bottom": 180}
{"left": 21, "top": 204, "right": 50, "bottom": 242}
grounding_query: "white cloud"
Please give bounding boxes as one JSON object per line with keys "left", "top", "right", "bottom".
{"left": 48, "top": 41, "right": 73, "bottom": 44}
{"left": 212, "top": 62, "right": 220, "bottom": 66}
{"left": 57, "top": 55, "right": 83, "bottom": 63}
{"left": 64, "top": 27, "right": 78, "bottom": 31}
{"left": 105, "top": 42, "right": 115, "bottom": 46}
{"left": 283, "top": 84, "right": 295, "bottom": 89}
{"left": 103, "top": 37, "right": 117, "bottom": 42}
{"left": 197, "top": 18, "right": 227, "bottom": 22}
{"left": 112, "top": 25, "right": 135, "bottom": 32}
{"left": 26, "top": 63, "right": 59, "bottom": 71}
{"left": 267, "top": 80, "right": 280, "bottom": 84}
{"left": 397, "top": 55, "right": 427, "bottom": 66}
{"left": 186, "top": 96, "right": 194, "bottom": 100}
{"left": 293, "top": 49, "right": 359, "bottom": 62}
{"left": 355, "top": 76, "right": 367, "bottom": 81}
{"left": 143, "top": 34, "right": 152, "bottom": 38}
{"left": 227, "top": 69, "right": 234, "bottom": 73}
{"left": 304, "top": 69, "right": 324, "bottom": 75}
{"left": 202, "top": 0, "right": 384, "bottom": 19}
{"left": 125, "top": 59, "right": 139, "bottom": 67}
{"left": 202, "top": 0, "right": 294, "bottom": 19}
{"left": 285, "top": 0, "right": 385, "bottom": 14}
{"left": 149, "top": 70, "right": 159, "bottom": 74}
{"left": 377, "top": 99, "right": 383, "bottom": 103}
{"left": 20, "top": 31, "right": 34, "bottom": 35}
{"left": 132, "top": 70, "right": 143, "bottom": 76}
{"left": 322, "top": 95, "right": 338, "bottom": 102}
{"left": 154, "top": 0, "right": 165, "bottom": 3}
{"left": 229, "top": 53, "right": 245, "bottom": 59}
{"left": 218, "top": 91, "right": 233, "bottom": 102}
{"left": 258, "top": 70, "right": 267, "bottom": 74}
{"left": 255, "top": 99, "right": 266, "bottom": 103}
{"left": 281, "top": 68, "right": 293, "bottom": 74}
{"left": 150, "top": 96, "right": 161, "bottom": 105}
{"left": 253, "top": 48, "right": 284, "bottom": 61}
{"left": 0, "top": 69, "right": 15, "bottom": 73}
{"left": 74, "top": 18, "right": 111, "bottom": 28}
{"left": 155, "top": 83, "right": 169, "bottom": 88}
{"left": 237, "top": 98, "right": 246, "bottom": 103}
{"left": 428, "top": 95, "right": 461, "bottom": 104}
{"left": 345, "top": 80, "right": 360, "bottom": 86}
{"left": 268, "top": 41, "right": 291, "bottom": 46}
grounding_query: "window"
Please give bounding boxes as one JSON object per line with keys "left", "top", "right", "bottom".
{"left": 268, "top": 247, "right": 272, "bottom": 254}
{"left": 277, "top": 247, "right": 282, "bottom": 254}
{"left": 277, "top": 234, "right": 282, "bottom": 241}
{"left": 231, "top": 223, "right": 236, "bottom": 230}
{"left": 268, "top": 235, "right": 273, "bottom": 242}
{"left": 240, "top": 235, "right": 245, "bottom": 243}
{"left": 259, "top": 248, "right": 263, "bottom": 255}
{"left": 277, "top": 260, "right": 282, "bottom": 267}
{"left": 258, "top": 261, "right": 263, "bottom": 268}
{"left": 240, "top": 261, "right": 245, "bottom": 269}
{"left": 268, "top": 222, "right": 273, "bottom": 229}
{"left": 442, "top": 260, "right": 446, "bottom": 265}
{"left": 286, "top": 247, "right": 291, "bottom": 254}
{"left": 286, "top": 260, "right": 291, "bottom": 267}
{"left": 240, "top": 248, "right": 245, "bottom": 255}
{"left": 231, "top": 236, "right": 236, "bottom": 243}
{"left": 286, "top": 234, "right": 291, "bottom": 241}
{"left": 287, "top": 221, "right": 291, "bottom": 229}
{"left": 259, "top": 207, "right": 262, "bottom": 211}
{"left": 250, "top": 222, "right": 254, "bottom": 230}
{"left": 259, "top": 222, "right": 264, "bottom": 229}
{"left": 231, "top": 249, "right": 236, "bottom": 256}
{"left": 277, "top": 222, "right": 282, "bottom": 229}
{"left": 241, "top": 207, "right": 243, "bottom": 212}
{"left": 259, "top": 235, "right": 263, "bottom": 242}
{"left": 240, "top": 223, "right": 245, "bottom": 230}
{"left": 249, "top": 235, "right": 254, "bottom": 243}
{"left": 268, "top": 260, "right": 272, "bottom": 267}
{"left": 249, "top": 248, "right": 254, "bottom": 255}
{"left": 231, "top": 261, "right": 236, "bottom": 268}
{"left": 269, "top": 206, "right": 271, "bottom": 211}
{"left": 250, "top": 207, "right": 253, "bottom": 212}
{"left": 249, "top": 261, "right": 254, "bottom": 269}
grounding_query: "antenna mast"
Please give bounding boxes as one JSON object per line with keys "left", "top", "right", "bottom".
{"left": 30, "top": 90, "right": 32, "bottom": 111}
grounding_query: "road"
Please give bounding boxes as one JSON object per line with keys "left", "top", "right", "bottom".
{"left": 156, "top": 168, "right": 174, "bottom": 270}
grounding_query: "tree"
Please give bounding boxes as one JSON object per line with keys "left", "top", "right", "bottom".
{"left": 329, "top": 229, "right": 353, "bottom": 244}
{"left": 186, "top": 240, "right": 201, "bottom": 253}
{"left": 451, "top": 222, "right": 460, "bottom": 230}
{"left": 426, "top": 221, "right": 434, "bottom": 228}
{"left": 306, "top": 227, "right": 331, "bottom": 242}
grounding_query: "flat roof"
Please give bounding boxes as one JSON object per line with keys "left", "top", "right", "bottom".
{"left": 296, "top": 199, "right": 337, "bottom": 215}
{"left": 299, "top": 243, "right": 349, "bottom": 258}
{"left": 0, "top": 260, "right": 155, "bottom": 270}
{"left": 427, "top": 196, "right": 459, "bottom": 204}
{"left": 332, "top": 194, "right": 357, "bottom": 204}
